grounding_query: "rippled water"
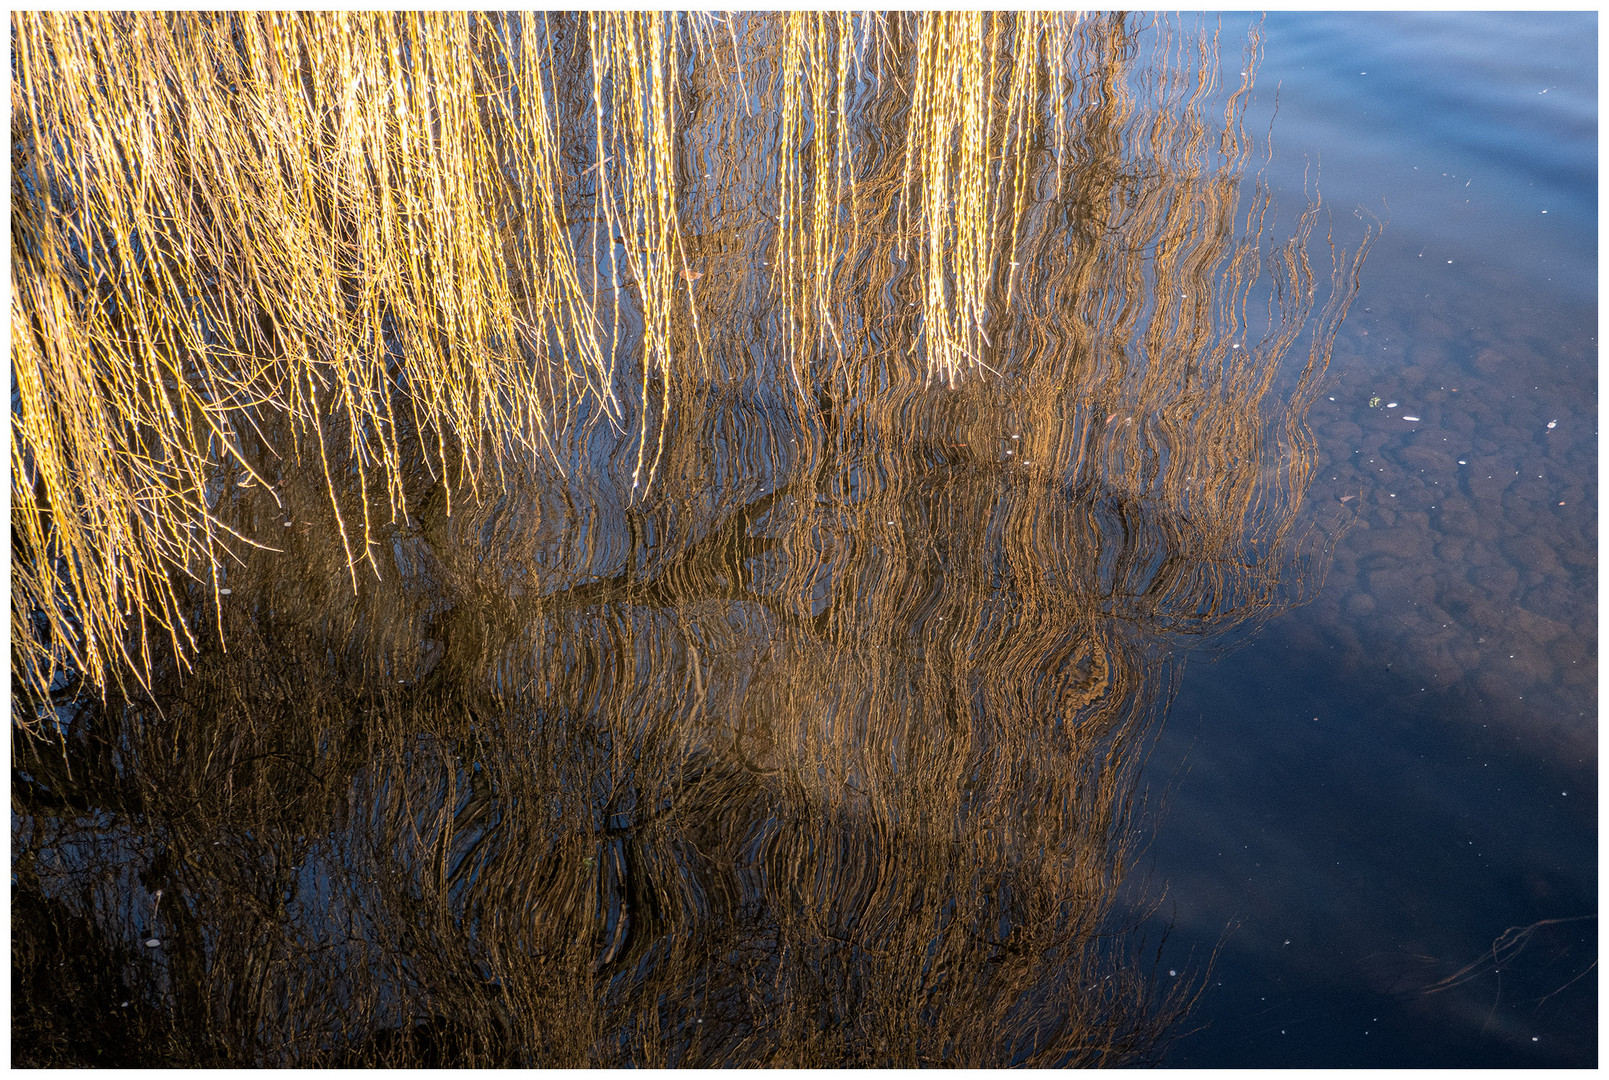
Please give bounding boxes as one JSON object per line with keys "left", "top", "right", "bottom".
{"left": 11, "top": 13, "right": 1594, "bottom": 1068}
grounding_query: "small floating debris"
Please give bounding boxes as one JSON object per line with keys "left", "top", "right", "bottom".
{"left": 1368, "top": 396, "right": 1381, "bottom": 407}
{"left": 144, "top": 938, "right": 162, "bottom": 948}
{"left": 1402, "top": 415, "right": 1420, "bottom": 422}
{"left": 1547, "top": 420, "right": 1558, "bottom": 429}
{"left": 219, "top": 588, "right": 232, "bottom": 595}
{"left": 1386, "top": 402, "right": 1398, "bottom": 408}
{"left": 1458, "top": 459, "right": 1467, "bottom": 464}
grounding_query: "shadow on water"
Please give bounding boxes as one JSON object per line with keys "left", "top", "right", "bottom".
{"left": 12, "top": 13, "right": 1373, "bottom": 1066}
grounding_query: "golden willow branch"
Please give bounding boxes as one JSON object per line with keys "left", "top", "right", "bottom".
{"left": 10, "top": 11, "right": 1380, "bottom": 743}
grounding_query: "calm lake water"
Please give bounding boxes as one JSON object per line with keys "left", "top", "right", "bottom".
{"left": 11, "top": 12, "right": 1595, "bottom": 1068}
{"left": 1141, "top": 11, "right": 1597, "bottom": 1068}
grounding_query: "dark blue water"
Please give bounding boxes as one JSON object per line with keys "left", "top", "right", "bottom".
{"left": 1144, "top": 12, "right": 1596, "bottom": 1067}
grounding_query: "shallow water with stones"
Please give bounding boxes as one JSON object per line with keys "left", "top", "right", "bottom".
{"left": 1138, "top": 11, "right": 1595, "bottom": 1068}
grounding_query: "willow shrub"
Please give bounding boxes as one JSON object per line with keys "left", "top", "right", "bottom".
{"left": 11, "top": 12, "right": 1367, "bottom": 730}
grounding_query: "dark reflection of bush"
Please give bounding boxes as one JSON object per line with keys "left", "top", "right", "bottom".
{"left": 11, "top": 380, "right": 1227, "bottom": 1066}
{"left": 11, "top": 11, "right": 1372, "bottom": 1069}
{"left": 15, "top": 589, "right": 1189, "bottom": 1066}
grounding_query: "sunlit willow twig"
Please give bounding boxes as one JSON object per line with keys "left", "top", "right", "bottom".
{"left": 15, "top": 13, "right": 1371, "bottom": 1067}
{"left": 14, "top": 12, "right": 598, "bottom": 718}
{"left": 12, "top": 11, "right": 1124, "bottom": 728}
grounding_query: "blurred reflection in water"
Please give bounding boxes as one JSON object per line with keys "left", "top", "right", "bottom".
{"left": 13, "top": 13, "right": 1370, "bottom": 1067}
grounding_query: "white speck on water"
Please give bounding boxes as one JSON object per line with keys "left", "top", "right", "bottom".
{"left": 1547, "top": 420, "right": 1557, "bottom": 428}
{"left": 1169, "top": 969, "right": 1177, "bottom": 977}
{"left": 1386, "top": 402, "right": 1398, "bottom": 408}
{"left": 145, "top": 938, "right": 162, "bottom": 948}
{"left": 1403, "top": 415, "right": 1420, "bottom": 422}
{"left": 1458, "top": 459, "right": 1467, "bottom": 465}
{"left": 1328, "top": 396, "right": 1335, "bottom": 400}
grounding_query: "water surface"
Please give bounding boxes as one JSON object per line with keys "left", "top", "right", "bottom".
{"left": 10, "top": 12, "right": 1594, "bottom": 1068}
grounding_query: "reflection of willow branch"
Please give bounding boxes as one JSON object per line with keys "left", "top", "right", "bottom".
{"left": 14, "top": 433, "right": 1198, "bottom": 1067}
{"left": 649, "top": 13, "right": 1370, "bottom": 659}
{"left": 1418, "top": 915, "right": 1598, "bottom": 998}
